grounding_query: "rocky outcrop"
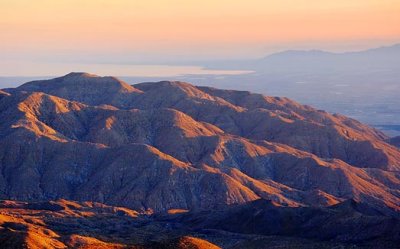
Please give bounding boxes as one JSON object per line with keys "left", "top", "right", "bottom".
{"left": 0, "top": 199, "right": 398, "bottom": 248}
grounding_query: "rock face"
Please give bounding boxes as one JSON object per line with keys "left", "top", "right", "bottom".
{"left": 0, "top": 73, "right": 400, "bottom": 214}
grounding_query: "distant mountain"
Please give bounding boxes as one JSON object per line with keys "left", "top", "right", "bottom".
{"left": 253, "top": 44, "right": 400, "bottom": 73}
{"left": 202, "top": 43, "right": 400, "bottom": 72}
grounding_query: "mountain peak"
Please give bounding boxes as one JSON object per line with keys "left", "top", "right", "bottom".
{"left": 63, "top": 72, "right": 99, "bottom": 78}
{"left": 16, "top": 72, "right": 142, "bottom": 107}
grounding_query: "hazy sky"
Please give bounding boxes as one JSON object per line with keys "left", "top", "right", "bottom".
{"left": 1, "top": 0, "right": 400, "bottom": 75}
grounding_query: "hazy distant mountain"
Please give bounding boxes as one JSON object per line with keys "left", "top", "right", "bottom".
{"left": 1, "top": 73, "right": 400, "bottom": 247}
{"left": 203, "top": 43, "right": 400, "bottom": 72}
{"left": 252, "top": 45, "right": 400, "bottom": 76}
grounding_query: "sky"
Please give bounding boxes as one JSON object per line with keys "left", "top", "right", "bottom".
{"left": 1, "top": 0, "right": 400, "bottom": 76}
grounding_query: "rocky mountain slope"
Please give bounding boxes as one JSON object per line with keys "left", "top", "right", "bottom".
{"left": 0, "top": 199, "right": 399, "bottom": 249}
{"left": 1, "top": 72, "right": 400, "bottom": 247}
{"left": 1, "top": 73, "right": 400, "bottom": 215}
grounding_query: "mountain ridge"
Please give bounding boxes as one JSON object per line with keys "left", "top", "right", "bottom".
{"left": 0, "top": 73, "right": 399, "bottom": 215}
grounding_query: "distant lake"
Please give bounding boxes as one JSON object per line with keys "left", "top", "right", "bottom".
{"left": 0, "top": 63, "right": 252, "bottom": 88}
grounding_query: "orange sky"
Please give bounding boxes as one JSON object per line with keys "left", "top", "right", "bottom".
{"left": 1, "top": 0, "right": 400, "bottom": 70}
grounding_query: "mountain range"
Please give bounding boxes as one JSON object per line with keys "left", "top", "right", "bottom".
{"left": 201, "top": 43, "right": 400, "bottom": 72}
{"left": 0, "top": 72, "right": 400, "bottom": 248}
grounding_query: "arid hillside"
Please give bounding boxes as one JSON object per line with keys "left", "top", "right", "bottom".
{"left": 0, "top": 199, "right": 399, "bottom": 249}
{"left": 0, "top": 73, "right": 400, "bottom": 247}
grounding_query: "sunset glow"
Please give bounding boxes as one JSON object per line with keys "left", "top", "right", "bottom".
{"left": 1, "top": 0, "right": 400, "bottom": 74}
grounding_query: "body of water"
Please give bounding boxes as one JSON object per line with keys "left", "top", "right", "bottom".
{"left": 0, "top": 62, "right": 252, "bottom": 88}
